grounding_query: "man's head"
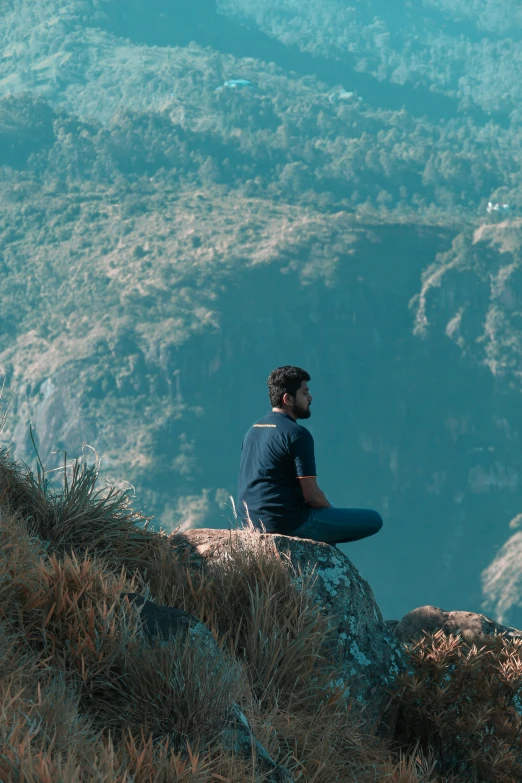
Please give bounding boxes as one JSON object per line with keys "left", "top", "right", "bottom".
{"left": 267, "top": 366, "right": 312, "bottom": 420}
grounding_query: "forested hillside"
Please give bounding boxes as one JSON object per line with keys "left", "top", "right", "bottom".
{"left": 2, "top": 0, "right": 522, "bottom": 624}
{"left": 224, "top": 0, "right": 522, "bottom": 115}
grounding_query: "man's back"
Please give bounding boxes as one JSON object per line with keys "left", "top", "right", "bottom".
{"left": 237, "top": 410, "right": 316, "bottom": 534}
{"left": 238, "top": 366, "right": 383, "bottom": 546}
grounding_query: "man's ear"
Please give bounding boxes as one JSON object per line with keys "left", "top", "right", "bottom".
{"left": 282, "top": 392, "right": 293, "bottom": 406}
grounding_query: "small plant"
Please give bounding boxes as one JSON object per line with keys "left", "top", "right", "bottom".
{"left": 388, "top": 629, "right": 522, "bottom": 781}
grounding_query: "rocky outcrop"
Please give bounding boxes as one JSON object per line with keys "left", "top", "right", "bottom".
{"left": 178, "top": 529, "right": 407, "bottom": 728}
{"left": 125, "top": 593, "right": 293, "bottom": 783}
{"left": 391, "top": 604, "right": 522, "bottom": 645}
{"left": 126, "top": 592, "right": 204, "bottom": 642}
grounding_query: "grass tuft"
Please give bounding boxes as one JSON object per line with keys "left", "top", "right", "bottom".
{"left": 388, "top": 629, "right": 522, "bottom": 781}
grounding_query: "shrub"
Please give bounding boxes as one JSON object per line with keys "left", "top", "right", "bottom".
{"left": 388, "top": 629, "right": 522, "bottom": 781}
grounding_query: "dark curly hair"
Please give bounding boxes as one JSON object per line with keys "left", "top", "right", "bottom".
{"left": 267, "top": 366, "right": 311, "bottom": 407}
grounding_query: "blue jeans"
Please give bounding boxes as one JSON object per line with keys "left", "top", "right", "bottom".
{"left": 292, "top": 506, "right": 383, "bottom": 545}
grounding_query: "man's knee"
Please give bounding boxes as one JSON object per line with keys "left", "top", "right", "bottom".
{"left": 372, "top": 511, "right": 383, "bottom": 534}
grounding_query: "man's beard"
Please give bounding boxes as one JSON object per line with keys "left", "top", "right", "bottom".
{"left": 293, "top": 402, "right": 311, "bottom": 419}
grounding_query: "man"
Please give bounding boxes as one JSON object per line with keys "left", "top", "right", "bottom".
{"left": 237, "top": 366, "right": 383, "bottom": 545}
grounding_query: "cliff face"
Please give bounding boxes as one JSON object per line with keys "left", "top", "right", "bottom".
{"left": 7, "top": 219, "right": 522, "bottom": 626}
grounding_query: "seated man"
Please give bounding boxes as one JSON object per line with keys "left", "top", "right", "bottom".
{"left": 236, "top": 365, "right": 383, "bottom": 545}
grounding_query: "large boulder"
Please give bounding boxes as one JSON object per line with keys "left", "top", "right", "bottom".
{"left": 125, "top": 593, "right": 293, "bottom": 782}
{"left": 178, "top": 529, "right": 407, "bottom": 728}
{"left": 392, "top": 604, "right": 522, "bottom": 645}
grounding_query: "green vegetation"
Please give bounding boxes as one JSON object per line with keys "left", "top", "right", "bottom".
{"left": 3, "top": 0, "right": 522, "bottom": 217}
{"left": 226, "top": 0, "right": 522, "bottom": 116}
{"left": 0, "top": 78, "right": 519, "bottom": 217}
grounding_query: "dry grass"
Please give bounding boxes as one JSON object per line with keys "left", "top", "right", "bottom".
{"left": 3, "top": 437, "right": 520, "bottom": 781}
{"left": 388, "top": 629, "right": 522, "bottom": 781}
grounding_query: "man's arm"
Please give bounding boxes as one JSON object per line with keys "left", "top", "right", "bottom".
{"left": 298, "top": 476, "right": 332, "bottom": 508}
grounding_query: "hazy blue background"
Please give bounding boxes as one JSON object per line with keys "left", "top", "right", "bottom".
{"left": 2, "top": 0, "right": 522, "bottom": 624}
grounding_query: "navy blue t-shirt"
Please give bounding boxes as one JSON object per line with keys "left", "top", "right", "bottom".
{"left": 237, "top": 411, "right": 317, "bottom": 534}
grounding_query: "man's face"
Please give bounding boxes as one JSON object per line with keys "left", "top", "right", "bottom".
{"left": 286, "top": 380, "right": 312, "bottom": 419}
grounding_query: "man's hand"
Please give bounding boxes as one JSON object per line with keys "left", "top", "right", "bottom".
{"left": 298, "top": 476, "right": 332, "bottom": 508}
